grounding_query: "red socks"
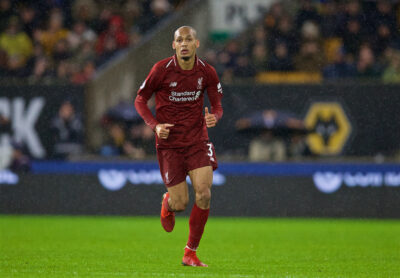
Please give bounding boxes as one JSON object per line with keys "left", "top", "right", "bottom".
{"left": 186, "top": 203, "right": 210, "bottom": 250}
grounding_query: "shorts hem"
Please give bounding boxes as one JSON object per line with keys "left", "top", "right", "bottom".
{"left": 187, "top": 163, "right": 218, "bottom": 173}
{"left": 165, "top": 178, "right": 187, "bottom": 188}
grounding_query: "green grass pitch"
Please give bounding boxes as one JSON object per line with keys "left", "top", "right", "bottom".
{"left": 1, "top": 216, "right": 399, "bottom": 277}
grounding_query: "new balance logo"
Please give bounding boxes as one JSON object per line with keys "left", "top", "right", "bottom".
{"left": 169, "top": 82, "right": 177, "bottom": 87}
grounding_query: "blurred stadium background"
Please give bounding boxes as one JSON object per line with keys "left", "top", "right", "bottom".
{"left": 1, "top": 0, "right": 400, "bottom": 276}
{"left": 1, "top": 0, "right": 400, "bottom": 216}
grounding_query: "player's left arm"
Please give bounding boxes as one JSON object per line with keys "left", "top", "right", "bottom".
{"left": 204, "top": 66, "right": 223, "bottom": 128}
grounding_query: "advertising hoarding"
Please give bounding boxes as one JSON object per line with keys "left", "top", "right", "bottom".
{"left": 1, "top": 161, "right": 399, "bottom": 218}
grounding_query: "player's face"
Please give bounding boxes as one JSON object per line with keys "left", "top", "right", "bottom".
{"left": 173, "top": 28, "right": 199, "bottom": 61}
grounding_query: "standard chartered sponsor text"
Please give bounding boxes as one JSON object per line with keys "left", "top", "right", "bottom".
{"left": 169, "top": 91, "right": 201, "bottom": 102}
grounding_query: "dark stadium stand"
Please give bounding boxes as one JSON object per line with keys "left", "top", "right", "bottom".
{"left": 0, "top": 0, "right": 188, "bottom": 84}
{"left": 208, "top": 0, "right": 400, "bottom": 84}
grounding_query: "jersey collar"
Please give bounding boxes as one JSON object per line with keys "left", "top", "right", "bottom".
{"left": 173, "top": 54, "right": 200, "bottom": 75}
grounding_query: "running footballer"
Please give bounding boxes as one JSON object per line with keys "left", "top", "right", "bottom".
{"left": 134, "top": 26, "right": 223, "bottom": 267}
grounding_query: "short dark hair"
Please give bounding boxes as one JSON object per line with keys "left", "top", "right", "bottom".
{"left": 174, "top": 26, "right": 197, "bottom": 40}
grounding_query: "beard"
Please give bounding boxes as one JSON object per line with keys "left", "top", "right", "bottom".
{"left": 181, "top": 56, "right": 190, "bottom": 61}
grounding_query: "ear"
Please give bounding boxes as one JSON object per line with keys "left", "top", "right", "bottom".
{"left": 196, "top": 39, "right": 200, "bottom": 49}
{"left": 172, "top": 41, "right": 176, "bottom": 50}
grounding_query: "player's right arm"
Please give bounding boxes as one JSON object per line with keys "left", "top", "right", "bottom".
{"left": 134, "top": 62, "right": 174, "bottom": 139}
{"left": 134, "top": 63, "right": 162, "bottom": 131}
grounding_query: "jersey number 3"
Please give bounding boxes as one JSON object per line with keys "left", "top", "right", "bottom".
{"left": 207, "top": 143, "right": 213, "bottom": 157}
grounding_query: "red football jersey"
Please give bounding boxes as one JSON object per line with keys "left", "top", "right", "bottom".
{"left": 135, "top": 55, "right": 223, "bottom": 148}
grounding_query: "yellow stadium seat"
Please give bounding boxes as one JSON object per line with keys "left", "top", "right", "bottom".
{"left": 256, "top": 71, "right": 322, "bottom": 84}
{"left": 323, "top": 37, "right": 343, "bottom": 63}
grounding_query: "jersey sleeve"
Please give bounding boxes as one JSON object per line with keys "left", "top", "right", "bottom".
{"left": 134, "top": 63, "right": 163, "bottom": 130}
{"left": 206, "top": 65, "right": 223, "bottom": 121}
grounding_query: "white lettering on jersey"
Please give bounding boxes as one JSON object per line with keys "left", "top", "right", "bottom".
{"left": 169, "top": 91, "right": 201, "bottom": 102}
{"left": 169, "top": 82, "right": 177, "bottom": 87}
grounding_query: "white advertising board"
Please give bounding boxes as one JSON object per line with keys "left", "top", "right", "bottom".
{"left": 210, "top": 0, "right": 276, "bottom": 34}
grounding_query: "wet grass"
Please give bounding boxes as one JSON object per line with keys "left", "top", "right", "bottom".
{"left": 1, "top": 216, "right": 399, "bottom": 277}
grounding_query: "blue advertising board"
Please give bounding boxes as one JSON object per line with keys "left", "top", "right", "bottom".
{"left": 1, "top": 161, "right": 400, "bottom": 217}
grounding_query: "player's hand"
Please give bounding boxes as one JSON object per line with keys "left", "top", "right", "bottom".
{"left": 155, "top": 123, "right": 174, "bottom": 139}
{"left": 204, "top": 107, "right": 217, "bottom": 128}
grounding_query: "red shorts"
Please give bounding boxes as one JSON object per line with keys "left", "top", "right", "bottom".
{"left": 157, "top": 141, "right": 218, "bottom": 187}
